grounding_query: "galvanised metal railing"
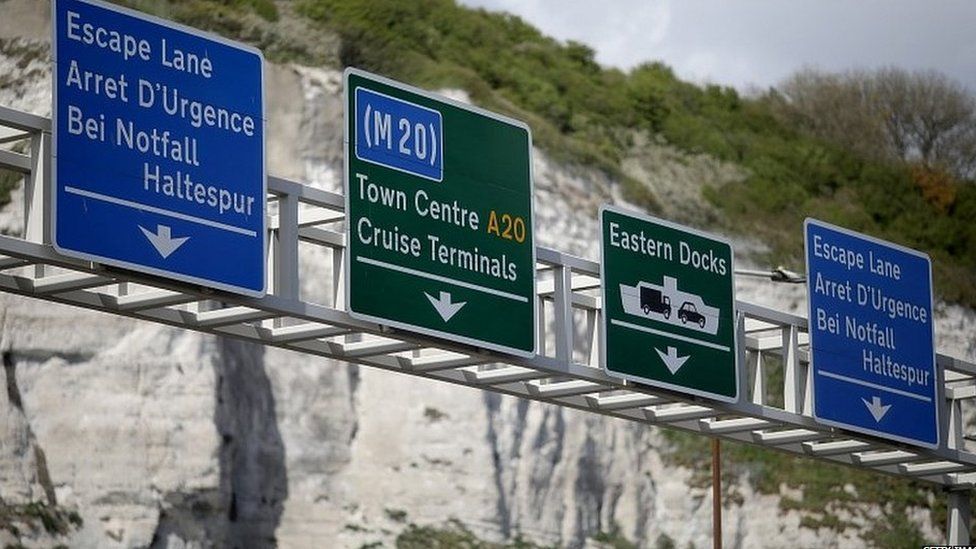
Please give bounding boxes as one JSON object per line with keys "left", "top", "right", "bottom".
{"left": 1, "top": 104, "right": 973, "bottom": 542}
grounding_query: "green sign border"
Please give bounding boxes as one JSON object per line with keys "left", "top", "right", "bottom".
{"left": 599, "top": 204, "right": 739, "bottom": 403}
{"left": 343, "top": 68, "right": 537, "bottom": 357}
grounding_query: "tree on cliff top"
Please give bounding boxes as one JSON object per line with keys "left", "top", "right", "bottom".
{"left": 774, "top": 67, "right": 976, "bottom": 181}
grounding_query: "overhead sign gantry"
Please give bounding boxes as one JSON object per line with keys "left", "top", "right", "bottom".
{"left": 2, "top": 99, "right": 976, "bottom": 544}
{"left": 4, "top": 2, "right": 974, "bottom": 536}
{"left": 344, "top": 69, "right": 536, "bottom": 356}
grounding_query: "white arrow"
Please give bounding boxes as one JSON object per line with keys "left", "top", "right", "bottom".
{"left": 424, "top": 291, "right": 467, "bottom": 322}
{"left": 139, "top": 224, "right": 189, "bottom": 259}
{"left": 654, "top": 346, "right": 690, "bottom": 375}
{"left": 862, "top": 396, "right": 892, "bottom": 422}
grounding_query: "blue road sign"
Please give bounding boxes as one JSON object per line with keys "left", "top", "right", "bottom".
{"left": 354, "top": 87, "right": 443, "bottom": 182}
{"left": 52, "top": 0, "right": 265, "bottom": 296}
{"left": 805, "top": 219, "right": 938, "bottom": 448}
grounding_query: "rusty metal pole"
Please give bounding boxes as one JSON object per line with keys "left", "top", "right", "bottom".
{"left": 712, "top": 438, "right": 722, "bottom": 549}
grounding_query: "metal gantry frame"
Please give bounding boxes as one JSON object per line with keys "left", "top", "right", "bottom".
{"left": 0, "top": 105, "right": 974, "bottom": 542}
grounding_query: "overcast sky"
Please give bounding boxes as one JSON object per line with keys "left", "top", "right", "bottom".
{"left": 458, "top": 0, "right": 976, "bottom": 93}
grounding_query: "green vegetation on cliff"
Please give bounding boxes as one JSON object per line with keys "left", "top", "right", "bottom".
{"left": 16, "top": 2, "right": 970, "bottom": 544}
{"left": 295, "top": 0, "right": 976, "bottom": 306}
{"left": 0, "top": 500, "right": 83, "bottom": 545}
{"left": 115, "top": 0, "right": 975, "bottom": 305}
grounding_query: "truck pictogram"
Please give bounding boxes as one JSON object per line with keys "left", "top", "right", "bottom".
{"left": 619, "top": 276, "right": 720, "bottom": 335}
{"left": 640, "top": 286, "right": 672, "bottom": 318}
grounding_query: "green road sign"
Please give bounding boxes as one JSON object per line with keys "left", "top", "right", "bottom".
{"left": 344, "top": 69, "right": 536, "bottom": 356}
{"left": 600, "top": 206, "right": 738, "bottom": 401}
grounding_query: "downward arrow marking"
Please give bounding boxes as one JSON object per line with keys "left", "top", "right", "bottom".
{"left": 139, "top": 224, "right": 189, "bottom": 259}
{"left": 862, "top": 396, "right": 892, "bottom": 422}
{"left": 655, "top": 346, "right": 690, "bottom": 375}
{"left": 425, "top": 291, "right": 467, "bottom": 322}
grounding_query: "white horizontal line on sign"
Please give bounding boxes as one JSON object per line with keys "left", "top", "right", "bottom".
{"left": 356, "top": 255, "right": 528, "bottom": 302}
{"left": 64, "top": 186, "right": 257, "bottom": 237}
{"left": 818, "top": 370, "right": 932, "bottom": 402}
{"left": 610, "top": 319, "right": 731, "bottom": 352}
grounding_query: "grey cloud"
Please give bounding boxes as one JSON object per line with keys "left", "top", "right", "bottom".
{"left": 459, "top": 0, "right": 976, "bottom": 92}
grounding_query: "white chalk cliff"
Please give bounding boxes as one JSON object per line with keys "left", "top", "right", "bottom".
{"left": 0, "top": 2, "right": 974, "bottom": 548}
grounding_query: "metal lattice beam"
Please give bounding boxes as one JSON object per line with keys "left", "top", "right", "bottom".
{"left": 1, "top": 105, "right": 976, "bottom": 493}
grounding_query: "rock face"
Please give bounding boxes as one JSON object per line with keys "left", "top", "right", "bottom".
{"left": 1, "top": 2, "right": 975, "bottom": 548}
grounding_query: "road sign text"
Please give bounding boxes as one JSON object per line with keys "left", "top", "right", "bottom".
{"left": 806, "top": 219, "right": 938, "bottom": 448}
{"left": 54, "top": 0, "right": 265, "bottom": 295}
{"left": 355, "top": 87, "right": 442, "bottom": 182}
{"left": 607, "top": 221, "right": 728, "bottom": 275}
{"left": 601, "top": 207, "right": 738, "bottom": 402}
{"left": 345, "top": 69, "right": 534, "bottom": 356}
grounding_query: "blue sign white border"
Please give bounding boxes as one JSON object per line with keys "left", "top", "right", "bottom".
{"left": 599, "top": 203, "right": 740, "bottom": 404}
{"left": 50, "top": 0, "right": 267, "bottom": 298}
{"left": 343, "top": 67, "right": 538, "bottom": 358}
{"left": 353, "top": 86, "right": 444, "bottom": 183}
{"left": 804, "top": 217, "right": 941, "bottom": 449}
